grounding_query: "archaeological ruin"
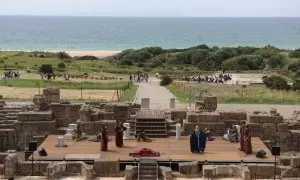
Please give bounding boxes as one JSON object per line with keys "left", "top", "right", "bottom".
{"left": 0, "top": 88, "right": 300, "bottom": 179}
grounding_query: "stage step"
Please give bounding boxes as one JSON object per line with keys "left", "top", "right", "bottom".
{"left": 138, "top": 159, "right": 158, "bottom": 180}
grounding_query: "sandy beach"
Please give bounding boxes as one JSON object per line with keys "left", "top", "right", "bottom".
{"left": 64, "top": 50, "right": 121, "bottom": 57}
{"left": 2, "top": 49, "right": 122, "bottom": 58}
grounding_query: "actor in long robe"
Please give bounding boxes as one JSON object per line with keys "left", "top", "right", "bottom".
{"left": 239, "top": 121, "right": 246, "bottom": 151}
{"left": 243, "top": 125, "right": 252, "bottom": 154}
{"left": 101, "top": 127, "right": 108, "bottom": 151}
{"left": 190, "top": 126, "right": 207, "bottom": 153}
{"left": 115, "top": 121, "right": 126, "bottom": 147}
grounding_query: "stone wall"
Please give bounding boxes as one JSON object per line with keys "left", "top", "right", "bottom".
{"left": 202, "top": 165, "right": 250, "bottom": 180}
{"left": 43, "top": 88, "right": 60, "bottom": 103}
{"left": 50, "top": 103, "right": 81, "bottom": 127}
{"left": 279, "top": 155, "right": 300, "bottom": 178}
{"left": 183, "top": 112, "right": 225, "bottom": 135}
{"left": 170, "top": 110, "right": 187, "bottom": 120}
{"left": 94, "top": 158, "right": 120, "bottom": 177}
{"left": 247, "top": 163, "right": 281, "bottom": 179}
{"left": 0, "top": 129, "right": 16, "bottom": 152}
{"left": 18, "top": 161, "right": 51, "bottom": 176}
{"left": 178, "top": 161, "right": 199, "bottom": 174}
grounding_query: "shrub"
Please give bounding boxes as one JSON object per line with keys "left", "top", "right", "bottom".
{"left": 77, "top": 56, "right": 99, "bottom": 60}
{"left": 39, "top": 54, "right": 46, "bottom": 58}
{"left": 289, "top": 48, "right": 300, "bottom": 58}
{"left": 57, "top": 62, "right": 66, "bottom": 69}
{"left": 0, "top": 59, "right": 4, "bottom": 64}
{"left": 57, "top": 51, "right": 71, "bottom": 60}
{"left": 160, "top": 75, "right": 173, "bottom": 86}
{"left": 263, "top": 75, "right": 291, "bottom": 91}
{"left": 39, "top": 64, "right": 53, "bottom": 74}
{"left": 292, "top": 80, "right": 300, "bottom": 91}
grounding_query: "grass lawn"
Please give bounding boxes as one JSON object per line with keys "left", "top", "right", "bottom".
{"left": 119, "top": 85, "right": 139, "bottom": 102}
{"left": 169, "top": 82, "right": 300, "bottom": 104}
{"left": 0, "top": 78, "right": 130, "bottom": 90}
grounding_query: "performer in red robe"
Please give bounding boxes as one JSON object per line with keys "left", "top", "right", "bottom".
{"left": 243, "top": 124, "right": 252, "bottom": 154}
{"left": 239, "top": 121, "right": 246, "bottom": 151}
{"left": 115, "top": 121, "right": 126, "bottom": 147}
{"left": 101, "top": 126, "right": 108, "bottom": 151}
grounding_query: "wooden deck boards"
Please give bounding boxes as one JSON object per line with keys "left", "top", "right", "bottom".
{"left": 33, "top": 135, "right": 274, "bottom": 162}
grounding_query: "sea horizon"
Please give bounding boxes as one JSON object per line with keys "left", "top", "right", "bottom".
{"left": 0, "top": 16, "right": 300, "bottom": 51}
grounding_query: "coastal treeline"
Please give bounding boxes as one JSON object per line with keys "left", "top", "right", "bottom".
{"left": 108, "top": 45, "right": 300, "bottom": 71}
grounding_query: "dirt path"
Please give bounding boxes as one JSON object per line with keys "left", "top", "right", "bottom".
{"left": 135, "top": 79, "right": 186, "bottom": 109}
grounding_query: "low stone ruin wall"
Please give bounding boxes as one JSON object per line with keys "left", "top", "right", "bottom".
{"left": 125, "top": 165, "right": 138, "bottom": 180}
{"left": 0, "top": 153, "right": 8, "bottom": 163}
{"left": 50, "top": 103, "right": 81, "bottom": 127}
{"left": 279, "top": 155, "right": 300, "bottom": 178}
{"left": 203, "top": 165, "right": 250, "bottom": 180}
{"left": 94, "top": 158, "right": 122, "bottom": 177}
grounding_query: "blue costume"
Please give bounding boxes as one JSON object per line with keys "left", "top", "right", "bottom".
{"left": 190, "top": 130, "right": 207, "bottom": 153}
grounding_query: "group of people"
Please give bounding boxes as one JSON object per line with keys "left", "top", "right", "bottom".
{"left": 129, "top": 73, "right": 149, "bottom": 83}
{"left": 40, "top": 72, "right": 56, "bottom": 80}
{"left": 182, "top": 73, "right": 232, "bottom": 84}
{"left": 190, "top": 121, "right": 252, "bottom": 155}
{"left": 3, "top": 70, "right": 20, "bottom": 79}
{"left": 100, "top": 120, "right": 152, "bottom": 152}
{"left": 223, "top": 121, "right": 252, "bottom": 154}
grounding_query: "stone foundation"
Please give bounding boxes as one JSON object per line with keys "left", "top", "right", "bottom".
{"left": 203, "top": 165, "right": 250, "bottom": 180}
{"left": 94, "top": 158, "right": 120, "bottom": 177}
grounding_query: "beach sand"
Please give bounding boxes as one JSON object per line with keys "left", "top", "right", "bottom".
{"left": 64, "top": 50, "right": 121, "bottom": 57}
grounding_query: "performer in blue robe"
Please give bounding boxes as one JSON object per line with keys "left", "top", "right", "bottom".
{"left": 190, "top": 126, "right": 207, "bottom": 153}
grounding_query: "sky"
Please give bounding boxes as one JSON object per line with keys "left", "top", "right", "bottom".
{"left": 1, "top": 0, "right": 300, "bottom": 17}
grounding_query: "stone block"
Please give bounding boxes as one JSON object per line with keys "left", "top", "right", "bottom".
{"left": 279, "top": 156, "right": 291, "bottom": 166}
{"left": 101, "top": 112, "right": 115, "bottom": 120}
{"left": 18, "top": 161, "right": 50, "bottom": 176}
{"left": 179, "top": 161, "right": 199, "bottom": 174}
{"left": 281, "top": 166, "right": 300, "bottom": 178}
{"left": 291, "top": 156, "right": 300, "bottom": 168}
{"left": 4, "top": 153, "right": 18, "bottom": 179}
{"left": 82, "top": 164, "right": 94, "bottom": 180}
{"left": 17, "top": 112, "right": 29, "bottom": 121}
{"left": 203, "top": 165, "right": 216, "bottom": 178}
{"left": 125, "top": 165, "right": 137, "bottom": 180}
{"left": 248, "top": 123, "right": 262, "bottom": 132}
{"left": 278, "top": 123, "right": 289, "bottom": 132}
{"left": 248, "top": 164, "right": 281, "bottom": 178}
{"left": 170, "top": 110, "right": 187, "bottom": 120}
{"left": 187, "top": 112, "right": 221, "bottom": 123}
{"left": 219, "top": 111, "right": 247, "bottom": 120}
{"left": 56, "top": 118, "right": 77, "bottom": 127}
{"left": 160, "top": 166, "right": 172, "bottom": 180}
{"left": 94, "top": 159, "right": 120, "bottom": 176}
{"left": 66, "top": 162, "right": 84, "bottom": 174}
{"left": 46, "top": 161, "right": 67, "bottom": 178}
{"left": 249, "top": 115, "right": 283, "bottom": 123}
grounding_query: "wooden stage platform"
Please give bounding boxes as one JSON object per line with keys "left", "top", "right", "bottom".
{"left": 33, "top": 135, "right": 275, "bottom": 162}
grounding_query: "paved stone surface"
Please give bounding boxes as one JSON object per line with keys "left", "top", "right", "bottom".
{"left": 135, "top": 79, "right": 187, "bottom": 109}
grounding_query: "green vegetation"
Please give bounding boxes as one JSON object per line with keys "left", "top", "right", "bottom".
{"left": 0, "top": 78, "right": 130, "bottom": 90}
{"left": 160, "top": 75, "right": 173, "bottom": 86}
{"left": 119, "top": 85, "right": 138, "bottom": 101}
{"left": 1, "top": 45, "right": 300, "bottom": 75}
{"left": 168, "top": 82, "right": 300, "bottom": 104}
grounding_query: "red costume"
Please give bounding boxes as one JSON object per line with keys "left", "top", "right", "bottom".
{"left": 243, "top": 125, "right": 252, "bottom": 154}
{"left": 115, "top": 122, "right": 126, "bottom": 147}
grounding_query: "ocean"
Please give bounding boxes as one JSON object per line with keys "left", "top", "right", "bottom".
{"left": 0, "top": 16, "right": 300, "bottom": 51}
